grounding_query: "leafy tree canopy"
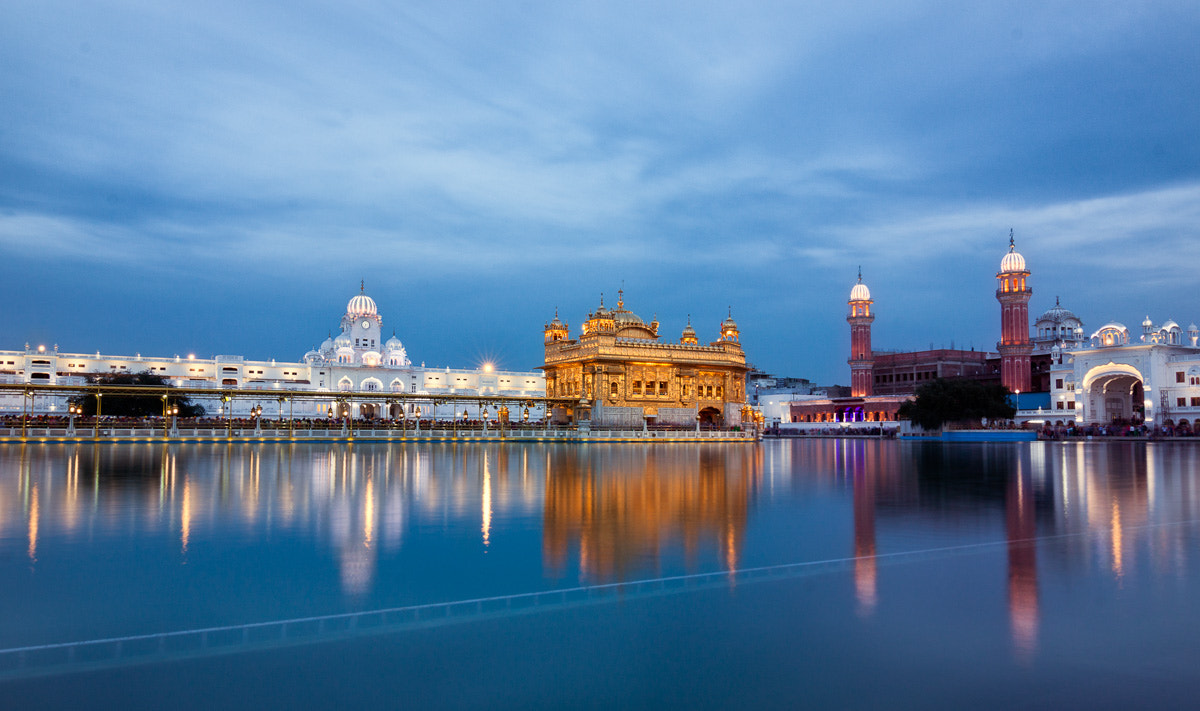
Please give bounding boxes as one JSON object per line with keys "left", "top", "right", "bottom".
{"left": 896, "top": 378, "right": 1015, "bottom": 430}
{"left": 69, "top": 371, "right": 206, "bottom": 417}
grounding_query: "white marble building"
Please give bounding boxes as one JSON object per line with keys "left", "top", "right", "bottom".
{"left": 1046, "top": 317, "right": 1200, "bottom": 425}
{"left": 0, "top": 289, "right": 546, "bottom": 420}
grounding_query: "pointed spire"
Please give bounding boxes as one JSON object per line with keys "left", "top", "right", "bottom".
{"left": 1009, "top": 228, "right": 1015, "bottom": 251}
{"left": 360, "top": 279, "right": 365, "bottom": 293}
{"left": 599, "top": 292, "right": 604, "bottom": 307}
{"left": 857, "top": 265, "right": 863, "bottom": 283}
{"left": 1055, "top": 296, "right": 1060, "bottom": 307}
{"left": 617, "top": 287, "right": 624, "bottom": 309}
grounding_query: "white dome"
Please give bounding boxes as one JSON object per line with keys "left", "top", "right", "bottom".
{"left": 334, "top": 333, "right": 352, "bottom": 348}
{"left": 1000, "top": 248, "right": 1026, "bottom": 273}
{"left": 385, "top": 335, "right": 404, "bottom": 351}
{"left": 347, "top": 294, "right": 377, "bottom": 316}
{"left": 1163, "top": 320, "right": 1181, "bottom": 331}
{"left": 320, "top": 337, "right": 334, "bottom": 352}
{"left": 850, "top": 282, "right": 871, "bottom": 301}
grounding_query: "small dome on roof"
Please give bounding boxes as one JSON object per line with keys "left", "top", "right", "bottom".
{"left": 1036, "top": 297, "right": 1081, "bottom": 326}
{"left": 385, "top": 334, "right": 404, "bottom": 351}
{"left": 334, "top": 333, "right": 352, "bottom": 348}
{"left": 320, "top": 336, "right": 334, "bottom": 351}
{"left": 722, "top": 310, "right": 739, "bottom": 331}
{"left": 1163, "top": 320, "right": 1180, "bottom": 331}
{"left": 1190, "top": 323, "right": 1199, "bottom": 332}
{"left": 1143, "top": 315, "right": 1154, "bottom": 328}
{"left": 850, "top": 282, "right": 870, "bottom": 301}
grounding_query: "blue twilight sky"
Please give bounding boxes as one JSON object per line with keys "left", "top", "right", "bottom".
{"left": 2, "top": 1, "right": 1199, "bottom": 384}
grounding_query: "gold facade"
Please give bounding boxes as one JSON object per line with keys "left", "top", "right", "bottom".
{"left": 542, "top": 292, "right": 749, "bottom": 426}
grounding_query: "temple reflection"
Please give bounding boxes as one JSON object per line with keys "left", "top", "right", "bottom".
{"left": 542, "top": 446, "right": 760, "bottom": 583}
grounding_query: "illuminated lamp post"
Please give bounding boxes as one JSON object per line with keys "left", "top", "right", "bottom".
{"left": 93, "top": 391, "right": 102, "bottom": 440}
{"left": 67, "top": 403, "right": 80, "bottom": 437}
{"left": 222, "top": 395, "right": 233, "bottom": 439}
{"left": 414, "top": 405, "right": 421, "bottom": 433}
{"left": 252, "top": 404, "right": 263, "bottom": 435}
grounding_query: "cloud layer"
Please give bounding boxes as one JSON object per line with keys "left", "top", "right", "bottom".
{"left": 2, "top": 1, "right": 1198, "bottom": 381}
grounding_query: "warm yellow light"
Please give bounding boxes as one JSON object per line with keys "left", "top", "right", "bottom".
{"left": 483, "top": 362, "right": 494, "bottom": 373}
{"left": 37, "top": 345, "right": 45, "bottom": 353}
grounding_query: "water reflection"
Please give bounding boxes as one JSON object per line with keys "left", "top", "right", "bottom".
{"left": 541, "top": 446, "right": 762, "bottom": 583}
{"left": 2, "top": 440, "right": 1200, "bottom": 660}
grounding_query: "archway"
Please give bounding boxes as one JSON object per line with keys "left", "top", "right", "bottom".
{"left": 359, "top": 403, "right": 378, "bottom": 420}
{"left": 698, "top": 406, "right": 721, "bottom": 425}
{"left": 1082, "top": 363, "right": 1145, "bottom": 424}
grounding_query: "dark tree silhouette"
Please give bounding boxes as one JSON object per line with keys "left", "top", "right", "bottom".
{"left": 896, "top": 378, "right": 1015, "bottom": 430}
{"left": 69, "top": 371, "right": 206, "bottom": 417}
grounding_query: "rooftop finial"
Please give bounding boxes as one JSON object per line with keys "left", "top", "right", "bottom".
{"left": 1009, "top": 228, "right": 1015, "bottom": 250}
{"left": 857, "top": 265, "right": 862, "bottom": 283}
{"left": 360, "top": 279, "right": 365, "bottom": 293}
{"left": 1055, "top": 296, "right": 1060, "bottom": 307}
{"left": 617, "top": 287, "right": 624, "bottom": 309}
{"left": 600, "top": 292, "right": 604, "bottom": 307}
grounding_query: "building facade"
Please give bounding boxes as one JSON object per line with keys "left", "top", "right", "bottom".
{"left": 541, "top": 292, "right": 749, "bottom": 427}
{"left": 1, "top": 289, "right": 545, "bottom": 419}
{"left": 1046, "top": 318, "right": 1200, "bottom": 426}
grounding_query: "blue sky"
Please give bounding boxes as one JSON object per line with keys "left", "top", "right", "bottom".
{"left": 2, "top": 1, "right": 1199, "bottom": 383}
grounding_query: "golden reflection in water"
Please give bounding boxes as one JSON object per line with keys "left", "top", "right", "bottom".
{"left": 1007, "top": 463, "right": 1038, "bottom": 659}
{"left": 181, "top": 477, "right": 192, "bottom": 555}
{"left": 28, "top": 484, "right": 38, "bottom": 563}
{"left": 542, "top": 448, "right": 755, "bottom": 583}
{"left": 1111, "top": 500, "right": 1123, "bottom": 580}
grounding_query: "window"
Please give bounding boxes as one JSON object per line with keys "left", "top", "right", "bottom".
{"left": 1178, "top": 372, "right": 1186, "bottom": 383}
{"left": 1056, "top": 378, "right": 1064, "bottom": 389}
{"left": 610, "top": 382, "right": 618, "bottom": 396}
{"left": 716, "top": 386, "right": 723, "bottom": 398}
{"left": 659, "top": 381, "right": 667, "bottom": 395}
{"left": 706, "top": 385, "right": 713, "bottom": 398}
{"left": 1193, "top": 397, "right": 1200, "bottom": 407}
{"left": 1179, "top": 398, "right": 1187, "bottom": 407}
{"left": 1056, "top": 402, "right": 1064, "bottom": 410}
{"left": 682, "top": 385, "right": 688, "bottom": 398}
{"left": 632, "top": 381, "right": 642, "bottom": 395}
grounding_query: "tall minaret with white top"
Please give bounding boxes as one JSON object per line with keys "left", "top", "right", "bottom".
{"left": 847, "top": 268, "right": 875, "bottom": 397}
{"left": 996, "top": 231, "right": 1032, "bottom": 394}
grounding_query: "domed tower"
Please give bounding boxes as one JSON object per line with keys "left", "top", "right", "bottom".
{"left": 719, "top": 308, "right": 740, "bottom": 343}
{"left": 680, "top": 316, "right": 699, "bottom": 345}
{"left": 847, "top": 268, "right": 874, "bottom": 397}
{"left": 544, "top": 309, "right": 570, "bottom": 342}
{"left": 996, "top": 231, "right": 1032, "bottom": 394}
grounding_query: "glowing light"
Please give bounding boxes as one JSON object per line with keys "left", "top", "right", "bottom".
{"left": 482, "top": 362, "right": 494, "bottom": 374}
{"left": 37, "top": 345, "right": 45, "bottom": 353}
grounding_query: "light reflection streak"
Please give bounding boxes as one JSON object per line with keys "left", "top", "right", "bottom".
{"left": 482, "top": 453, "right": 492, "bottom": 547}
{"left": 28, "top": 484, "right": 38, "bottom": 563}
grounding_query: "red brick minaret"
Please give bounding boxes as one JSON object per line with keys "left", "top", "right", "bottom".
{"left": 996, "top": 231, "right": 1032, "bottom": 394}
{"left": 848, "top": 268, "right": 874, "bottom": 397}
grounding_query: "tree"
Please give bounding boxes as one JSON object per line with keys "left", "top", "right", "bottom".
{"left": 69, "top": 371, "right": 206, "bottom": 417}
{"left": 896, "top": 378, "right": 1015, "bottom": 430}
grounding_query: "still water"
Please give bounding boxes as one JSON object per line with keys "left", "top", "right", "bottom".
{"left": 2, "top": 440, "right": 1199, "bottom": 709}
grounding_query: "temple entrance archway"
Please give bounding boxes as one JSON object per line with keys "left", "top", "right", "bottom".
{"left": 698, "top": 407, "right": 722, "bottom": 425}
{"left": 1082, "top": 363, "right": 1146, "bottom": 423}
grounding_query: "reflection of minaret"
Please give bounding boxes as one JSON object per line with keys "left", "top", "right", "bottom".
{"left": 850, "top": 445, "right": 877, "bottom": 616}
{"left": 1006, "top": 460, "right": 1039, "bottom": 658}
